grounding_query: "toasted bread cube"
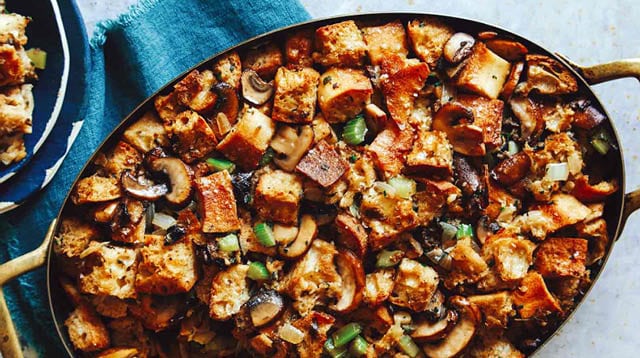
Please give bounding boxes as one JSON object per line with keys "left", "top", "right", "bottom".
{"left": 361, "top": 187, "right": 419, "bottom": 250}
{"left": 129, "top": 294, "right": 184, "bottom": 331}
{"left": 272, "top": 66, "right": 320, "bottom": 124}
{"left": 209, "top": 264, "right": 250, "bottom": 320}
{"left": 512, "top": 271, "right": 562, "bottom": 319}
{"left": 468, "top": 291, "right": 514, "bottom": 328}
{"left": 285, "top": 29, "right": 314, "bottom": 68}
{"left": 164, "top": 110, "right": 217, "bottom": 163}
{"left": 390, "top": 258, "right": 439, "bottom": 312}
{"left": 91, "top": 295, "right": 129, "bottom": 319}
{"left": 363, "top": 269, "right": 395, "bottom": 306}
{"left": 313, "top": 20, "right": 367, "bottom": 68}
{"left": 123, "top": 111, "right": 169, "bottom": 153}
{"left": 54, "top": 217, "right": 99, "bottom": 260}
{"left": 381, "top": 60, "right": 430, "bottom": 126}
{"left": 110, "top": 200, "right": 146, "bottom": 244}
{"left": 94, "top": 141, "right": 141, "bottom": 177}
{"left": 242, "top": 43, "right": 283, "bottom": 80}
{"left": 482, "top": 235, "right": 536, "bottom": 282}
{"left": 109, "top": 318, "right": 153, "bottom": 355}
{"left": 362, "top": 21, "right": 409, "bottom": 65}
{"left": 96, "top": 348, "right": 140, "bottom": 358}
{"left": 407, "top": 16, "right": 454, "bottom": 68}
{"left": 413, "top": 179, "right": 460, "bottom": 226}
{"left": 212, "top": 51, "right": 242, "bottom": 89}
{"left": 292, "top": 311, "right": 336, "bottom": 358}
{"left": 296, "top": 140, "right": 349, "bottom": 187}
{"left": 457, "top": 94, "right": 504, "bottom": 150}
{"left": 367, "top": 126, "right": 414, "bottom": 179}
{"left": 577, "top": 217, "right": 609, "bottom": 265}
{"left": 154, "top": 91, "right": 183, "bottom": 123}
{"left": 446, "top": 237, "right": 490, "bottom": 288}
{"left": 135, "top": 234, "right": 197, "bottom": 295}
{"left": 173, "top": 69, "right": 217, "bottom": 113}
{"left": 335, "top": 213, "right": 368, "bottom": 256}
{"left": 469, "top": 335, "right": 524, "bottom": 358}
{"left": 65, "top": 303, "right": 110, "bottom": 352}
{"left": 217, "top": 106, "right": 275, "bottom": 170}
{"left": 254, "top": 170, "right": 303, "bottom": 224}
{"left": 455, "top": 42, "right": 511, "bottom": 99}
{"left": 195, "top": 171, "right": 241, "bottom": 233}
{"left": 0, "top": 44, "right": 35, "bottom": 86}
{"left": 0, "top": 13, "right": 29, "bottom": 46}
{"left": 534, "top": 237, "right": 588, "bottom": 278}
{"left": 79, "top": 242, "right": 138, "bottom": 299}
{"left": 317, "top": 67, "right": 372, "bottom": 123}
{"left": 518, "top": 193, "right": 591, "bottom": 239}
{"left": 72, "top": 175, "right": 122, "bottom": 205}
{"left": 0, "top": 84, "right": 34, "bottom": 135}
{"left": 405, "top": 130, "right": 453, "bottom": 177}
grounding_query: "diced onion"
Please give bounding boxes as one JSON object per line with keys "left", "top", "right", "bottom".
{"left": 278, "top": 323, "right": 305, "bottom": 344}
{"left": 439, "top": 221, "right": 458, "bottom": 242}
{"left": 373, "top": 181, "right": 396, "bottom": 198}
{"left": 544, "top": 162, "right": 569, "bottom": 181}
{"left": 387, "top": 176, "right": 416, "bottom": 199}
{"left": 507, "top": 140, "right": 519, "bottom": 156}
{"left": 152, "top": 212, "right": 177, "bottom": 230}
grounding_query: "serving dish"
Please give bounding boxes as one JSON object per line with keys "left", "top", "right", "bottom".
{"left": 0, "top": 12, "right": 638, "bottom": 358}
{"left": 0, "top": 0, "right": 70, "bottom": 185}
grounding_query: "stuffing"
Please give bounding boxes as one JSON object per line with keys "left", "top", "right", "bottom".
{"left": 212, "top": 51, "right": 242, "bottom": 89}
{"left": 71, "top": 175, "right": 121, "bottom": 205}
{"left": 154, "top": 91, "right": 182, "bottom": 123}
{"left": 405, "top": 130, "right": 453, "bottom": 177}
{"left": 317, "top": 67, "right": 372, "bottom": 123}
{"left": 109, "top": 318, "right": 154, "bottom": 356}
{"left": 129, "top": 294, "right": 184, "bottom": 331}
{"left": 0, "top": 132, "right": 26, "bottom": 165}
{"left": 285, "top": 29, "right": 314, "bottom": 68}
{"left": 361, "top": 186, "right": 419, "bottom": 250}
{"left": 217, "top": 106, "right": 275, "bottom": 170}
{"left": 91, "top": 295, "right": 128, "bottom": 319}
{"left": 109, "top": 199, "right": 146, "bottom": 244}
{"left": 406, "top": 16, "right": 454, "bottom": 68}
{"left": 79, "top": 242, "right": 138, "bottom": 299}
{"left": 467, "top": 291, "right": 514, "bottom": 328}
{"left": 367, "top": 125, "right": 414, "bottom": 179}
{"left": 335, "top": 213, "right": 368, "bottom": 256}
{"left": 237, "top": 210, "right": 277, "bottom": 256}
{"left": 446, "top": 237, "right": 489, "bottom": 288}
{"left": 163, "top": 110, "right": 217, "bottom": 163}
{"left": 0, "top": 84, "right": 34, "bottom": 135}
{"left": 482, "top": 234, "right": 536, "bottom": 282}
{"left": 65, "top": 303, "right": 110, "bottom": 352}
{"left": 454, "top": 42, "right": 511, "bottom": 99}
{"left": 515, "top": 193, "right": 591, "bottom": 239}
{"left": 389, "top": 258, "right": 439, "bottom": 311}
{"left": 122, "top": 111, "right": 169, "bottom": 153}
{"left": 53, "top": 217, "right": 99, "bottom": 261}
{"left": 576, "top": 217, "right": 609, "bottom": 265}
{"left": 173, "top": 69, "right": 217, "bottom": 114}
{"left": 296, "top": 140, "right": 349, "bottom": 187}
{"left": 135, "top": 234, "right": 197, "bottom": 295}
{"left": 413, "top": 179, "right": 461, "bottom": 226}
{"left": 313, "top": 20, "right": 367, "bottom": 68}
{"left": 209, "top": 264, "right": 250, "bottom": 320}
{"left": 534, "top": 237, "right": 588, "bottom": 278}
{"left": 380, "top": 59, "right": 430, "bottom": 127}
{"left": 512, "top": 271, "right": 562, "bottom": 319}
{"left": 242, "top": 42, "right": 283, "bottom": 80}
{"left": 272, "top": 66, "right": 319, "bottom": 124}
{"left": 292, "top": 311, "right": 335, "bottom": 358}
{"left": 95, "top": 348, "right": 141, "bottom": 358}
{"left": 363, "top": 268, "right": 396, "bottom": 306}
{"left": 195, "top": 170, "right": 241, "bottom": 233}
{"left": 362, "top": 20, "right": 409, "bottom": 65}
{"left": 253, "top": 170, "right": 303, "bottom": 224}
{"left": 0, "top": 43, "right": 35, "bottom": 86}
{"left": 94, "top": 141, "right": 141, "bottom": 178}
{"left": 456, "top": 94, "right": 504, "bottom": 150}
{"left": 469, "top": 334, "right": 524, "bottom": 358}
{"left": 0, "top": 13, "right": 29, "bottom": 46}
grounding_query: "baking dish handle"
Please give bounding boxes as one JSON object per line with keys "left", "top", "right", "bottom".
{"left": 0, "top": 219, "right": 57, "bottom": 358}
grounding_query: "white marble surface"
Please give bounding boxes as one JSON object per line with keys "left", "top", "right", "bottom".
{"left": 76, "top": 1, "right": 640, "bottom": 357}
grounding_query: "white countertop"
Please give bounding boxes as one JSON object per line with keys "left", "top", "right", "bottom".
{"left": 76, "top": 1, "right": 640, "bottom": 357}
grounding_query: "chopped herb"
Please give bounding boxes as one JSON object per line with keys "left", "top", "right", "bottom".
{"left": 260, "top": 147, "right": 275, "bottom": 166}
{"left": 349, "top": 154, "right": 358, "bottom": 163}
{"left": 320, "top": 163, "right": 330, "bottom": 171}
{"left": 323, "top": 76, "right": 332, "bottom": 85}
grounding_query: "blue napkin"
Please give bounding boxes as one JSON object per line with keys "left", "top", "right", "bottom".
{"left": 0, "top": 0, "right": 309, "bottom": 355}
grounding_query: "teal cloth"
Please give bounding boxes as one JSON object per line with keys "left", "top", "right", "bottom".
{"left": 0, "top": 0, "right": 309, "bottom": 355}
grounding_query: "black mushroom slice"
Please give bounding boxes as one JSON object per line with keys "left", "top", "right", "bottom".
{"left": 148, "top": 157, "right": 195, "bottom": 207}
{"left": 330, "top": 249, "right": 366, "bottom": 313}
{"left": 120, "top": 170, "right": 169, "bottom": 201}
{"left": 213, "top": 81, "right": 240, "bottom": 123}
{"left": 453, "top": 155, "right": 488, "bottom": 217}
{"left": 231, "top": 171, "right": 254, "bottom": 206}
{"left": 432, "top": 102, "right": 486, "bottom": 156}
{"left": 278, "top": 214, "right": 318, "bottom": 259}
{"left": 422, "top": 296, "right": 481, "bottom": 358}
{"left": 241, "top": 69, "right": 274, "bottom": 106}
{"left": 423, "top": 289, "right": 447, "bottom": 322}
{"left": 247, "top": 290, "right": 285, "bottom": 328}
{"left": 412, "top": 309, "right": 459, "bottom": 343}
{"left": 443, "top": 32, "right": 475, "bottom": 64}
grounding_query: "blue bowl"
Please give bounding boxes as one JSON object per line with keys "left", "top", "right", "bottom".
{"left": 0, "top": 0, "right": 70, "bottom": 183}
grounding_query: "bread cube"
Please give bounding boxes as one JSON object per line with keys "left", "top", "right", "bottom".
{"left": 123, "top": 111, "right": 169, "bottom": 153}
{"left": 317, "top": 67, "right": 372, "bottom": 123}
{"left": 361, "top": 187, "right": 419, "bottom": 250}
{"left": 405, "top": 130, "right": 453, "bottom": 177}
{"left": 108, "top": 318, "right": 153, "bottom": 355}
{"left": 468, "top": 291, "right": 514, "bottom": 328}
{"left": 254, "top": 170, "right": 303, "bottom": 224}
{"left": 0, "top": 132, "right": 26, "bottom": 165}
{"left": 110, "top": 199, "right": 147, "bottom": 244}
{"left": 129, "top": 294, "right": 184, "bottom": 331}
{"left": 482, "top": 235, "right": 536, "bottom": 282}
{"left": 195, "top": 171, "right": 241, "bottom": 233}
{"left": 457, "top": 94, "right": 504, "bottom": 150}
{"left": 135, "top": 234, "right": 197, "bottom": 295}
{"left": 362, "top": 20, "right": 409, "bottom": 65}
{"left": 518, "top": 193, "right": 591, "bottom": 239}
{"left": 0, "top": 84, "right": 34, "bottom": 135}
{"left": 154, "top": 91, "right": 183, "bottom": 124}
{"left": 292, "top": 311, "right": 336, "bottom": 358}
{"left": 390, "top": 258, "right": 440, "bottom": 312}
{"left": 91, "top": 295, "right": 128, "bottom": 319}
{"left": 164, "top": 110, "right": 217, "bottom": 163}
{"left": 0, "top": 13, "right": 29, "bottom": 46}
{"left": 272, "top": 66, "right": 320, "bottom": 124}
{"left": 363, "top": 269, "right": 395, "bottom": 306}
{"left": 94, "top": 141, "right": 141, "bottom": 177}
{"left": 335, "top": 213, "right": 368, "bottom": 256}
{"left": 237, "top": 210, "right": 277, "bottom": 256}
{"left": 65, "top": 303, "right": 110, "bottom": 352}
{"left": 455, "top": 42, "right": 511, "bottom": 99}
{"left": 212, "top": 51, "right": 242, "bottom": 89}
{"left": 381, "top": 59, "right": 430, "bottom": 127}
{"left": 313, "top": 20, "right": 367, "bottom": 68}
{"left": 209, "top": 264, "right": 251, "bottom": 320}
{"left": 296, "top": 140, "right": 348, "bottom": 187}
{"left": 512, "top": 271, "right": 562, "bottom": 319}
{"left": 407, "top": 16, "right": 454, "bottom": 68}
{"left": 534, "top": 237, "right": 588, "bottom": 278}
{"left": 79, "top": 242, "right": 138, "bottom": 299}
{"left": 217, "top": 106, "right": 275, "bottom": 170}
{"left": 285, "top": 29, "right": 314, "bottom": 68}
{"left": 413, "top": 179, "right": 460, "bottom": 226}
{"left": 72, "top": 175, "right": 122, "bottom": 205}
{"left": 54, "top": 217, "right": 99, "bottom": 260}
{"left": 0, "top": 44, "right": 35, "bottom": 86}
{"left": 96, "top": 348, "right": 140, "bottom": 358}
{"left": 367, "top": 126, "right": 414, "bottom": 179}
{"left": 242, "top": 42, "right": 283, "bottom": 80}
{"left": 173, "top": 69, "right": 217, "bottom": 113}
{"left": 446, "top": 237, "right": 489, "bottom": 288}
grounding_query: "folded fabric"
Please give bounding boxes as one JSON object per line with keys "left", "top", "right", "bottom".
{"left": 0, "top": 0, "right": 309, "bottom": 355}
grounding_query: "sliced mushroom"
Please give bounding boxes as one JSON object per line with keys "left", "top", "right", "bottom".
{"left": 121, "top": 170, "right": 168, "bottom": 201}
{"left": 110, "top": 198, "right": 146, "bottom": 243}
{"left": 412, "top": 309, "right": 458, "bottom": 343}
{"left": 570, "top": 99, "right": 607, "bottom": 130}
{"left": 500, "top": 61, "right": 524, "bottom": 100}
{"left": 213, "top": 82, "right": 240, "bottom": 123}
{"left": 432, "top": 102, "right": 486, "bottom": 156}
{"left": 422, "top": 296, "right": 480, "bottom": 358}
{"left": 522, "top": 54, "right": 578, "bottom": 95}
{"left": 278, "top": 214, "right": 318, "bottom": 259}
{"left": 453, "top": 155, "right": 488, "bottom": 217}
{"left": 271, "top": 125, "right": 314, "bottom": 171}
{"left": 148, "top": 157, "right": 194, "bottom": 207}
{"left": 491, "top": 151, "right": 532, "bottom": 186}
{"left": 247, "top": 290, "right": 284, "bottom": 327}
{"left": 443, "top": 32, "right": 475, "bottom": 64}
{"left": 485, "top": 39, "right": 528, "bottom": 61}
{"left": 423, "top": 290, "right": 446, "bottom": 322}
{"left": 273, "top": 224, "right": 299, "bottom": 246}
{"left": 509, "top": 95, "right": 543, "bottom": 141}
{"left": 330, "top": 249, "right": 366, "bottom": 313}
{"left": 242, "top": 69, "right": 275, "bottom": 106}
